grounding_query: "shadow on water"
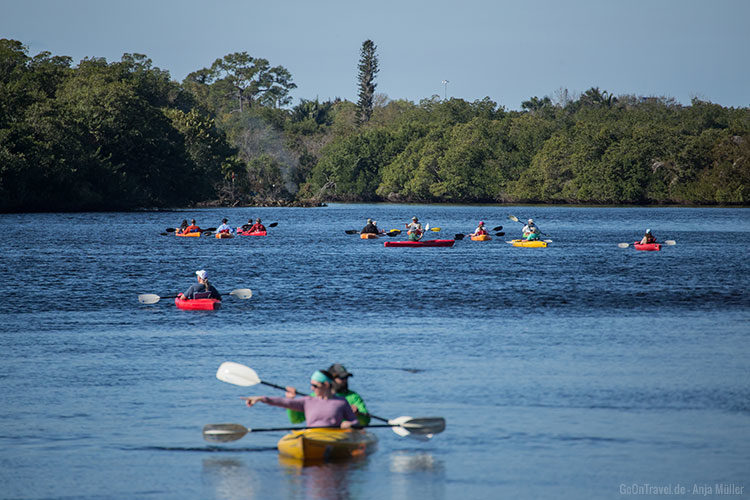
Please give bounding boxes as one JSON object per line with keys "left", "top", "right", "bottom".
{"left": 136, "top": 446, "right": 277, "bottom": 453}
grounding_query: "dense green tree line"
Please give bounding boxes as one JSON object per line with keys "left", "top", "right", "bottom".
{"left": 1, "top": 38, "right": 748, "bottom": 212}
{"left": 304, "top": 94, "right": 749, "bottom": 204}
{"left": 0, "top": 40, "right": 243, "bottom": 211}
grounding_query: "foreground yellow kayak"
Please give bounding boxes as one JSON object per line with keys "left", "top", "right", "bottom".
{"left": 509, "top": 239, "right": 548, "bottom": 248}
{"left": 277, "top": 428, "right": 378, "bottom": 461}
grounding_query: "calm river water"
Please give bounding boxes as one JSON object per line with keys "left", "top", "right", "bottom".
{"left": 1, "top": 205, "right": 748, "bottom": 500}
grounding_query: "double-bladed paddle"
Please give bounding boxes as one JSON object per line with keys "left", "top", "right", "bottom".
{"left": 137, "top": 289, "right": 253, "bottom": 304}
{"left": 346, "top": 229, "right": 401, "bottom": 237}
{"left": 508, "top": 214, "right": 551, "bottom": 237}
{"left": 454, "top": 232, "right": 505, "bottom": 240}
{"left": 202, "top": 416, "right": 446, "bottom": 443}
{"left": 618, "top": 240, "right": 676, "bottom": 248}
{"left": 215, "top": 361, "right": 445, "bottom": 439}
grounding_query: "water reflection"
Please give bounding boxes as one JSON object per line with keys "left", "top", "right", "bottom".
{"left": 389, "top": 452, "right": 446, "bottom": 500}
{"left": 202, "top": 458, "right": 259, "bottom": 500}
{"left": 277, "top": 455, "right": 367, "bottom": 500}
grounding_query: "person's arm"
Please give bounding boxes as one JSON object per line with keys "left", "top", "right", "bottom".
{"left": 245, "top": 396, "right": 305, "bottom": 411}
{"left": 182, "top": 284, "right": 196, "bottom": 299}
{"left": 340, "top": 401, "right": 358, "bottom": 429}
{"left": 345, "top": 392, "right": 371, "bottom": 426}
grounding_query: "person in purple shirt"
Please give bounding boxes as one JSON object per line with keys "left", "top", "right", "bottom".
{"left": 243, "top": 370, "right": 359, "bottom": 428}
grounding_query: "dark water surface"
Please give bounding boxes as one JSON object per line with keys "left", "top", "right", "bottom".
{"left": 1, "top": 205, "right": 748, "bottom": 499}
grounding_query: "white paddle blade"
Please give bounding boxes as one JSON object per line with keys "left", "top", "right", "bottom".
{"left": 508, "top": 215, "right": 520, "bottom": 222}
{"left": 424, "top": 223, "right": 430, "bottom": 231}
{"left": 138, "top": 294, "right": 161, "bottom": 304}
{"left": 617, "top": 243, "right": 630, "bottom": 248}
{"left": 229, "top": 288, "right": 253, "bottom": 299}
{"left": 664, "top": 240, "right": 676, "bottom": 245}
{"left": 388, "top": 416, "right": 446, "bottom": 437}
{"left": 203, "top": 423, "right": 248, "bottom": 443}
{"left": 216, "top": 361, "right": 261, "bottom": 387}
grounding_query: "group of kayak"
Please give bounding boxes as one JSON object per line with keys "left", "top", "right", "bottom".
{"left": 358, "top": 215, "right": 673, "bottom": 251}
{"left": 174, "top": 218, "right": 268, "bottom": 238}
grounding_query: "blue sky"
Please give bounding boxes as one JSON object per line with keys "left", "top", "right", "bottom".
{"left": 2, "top": 0, "right": 748, "bottom": 110}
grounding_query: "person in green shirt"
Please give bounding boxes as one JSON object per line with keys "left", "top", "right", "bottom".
{"left": 287, "top": 363, "right": 371, "bottom": 426}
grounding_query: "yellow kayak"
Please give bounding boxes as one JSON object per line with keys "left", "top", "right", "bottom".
{"left": 470, "top": 234, "right": 492, "bottom": 241}
{"left": 510, "top": 239, "right": 547, "bottom": 248}
{"left": 360, "top": 233, "right": 379, "bottom": 239}
{"left": 277, "top": 428, "right": 378, "bottom": 461}
{"left": 215, "top": 232, "right": 234, "bottom": 239}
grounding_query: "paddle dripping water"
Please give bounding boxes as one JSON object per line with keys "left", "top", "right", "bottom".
{"left": 0, "top": 206, "right": 748, "bottom": 500}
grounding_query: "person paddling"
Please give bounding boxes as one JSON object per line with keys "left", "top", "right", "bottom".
{"left": 405, "top": 216, "right": 423, "bottom": 241}
{"left": 244, "top": 370, "right": 359, "bottom": 429}
{"left": 181, "top": 219, "right": 202, "bottom": 235}
{"left": 179, "top": 270, "right": 221, "bottom": 300}
{"left": 640, "top": 228, "right": 657, "bottom": 245}
{"left": 361, "top": 218, "right": 379, "bottom": 235}
{"left": 177, "top": 219, "right": 189, "bottom": 234}
{"left": 216, "top": 218, "right": 233, "bottom": 234}
{"left": 247, "top": 218, "right": 266, "bottom": 233}
{"left": 522, "top": 219, "right": 541, "bottom": 241}
{"left": 469, "top": 221, "right": 488, "bottom": 238}
{"left": 287, "top": 363, "right": 371, "bottom": 427}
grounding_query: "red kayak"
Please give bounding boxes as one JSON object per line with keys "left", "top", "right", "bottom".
{"left": 236, "top": 228, "right": 267, "bottom": 236}
{"left": 384, "top": 239, "right": 455, "bottom": 248}
{"left": 633, "top": 242, "right": 661, "bottom": 251}
{"left": 175, "top": 295, "right": 221, "bottom": 310}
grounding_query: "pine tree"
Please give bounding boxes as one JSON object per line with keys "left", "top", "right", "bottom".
{"left": 356, "top": 40, "right": 379, "bottom": 124}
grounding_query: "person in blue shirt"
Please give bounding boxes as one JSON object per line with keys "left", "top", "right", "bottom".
{"left": 216, "top": 218, "right": 233, "bottom": 234}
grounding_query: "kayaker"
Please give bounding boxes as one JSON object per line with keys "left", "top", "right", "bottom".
{"left": 240, "top": 219, "right": 254, "bottom": 232}
{"left": 183, "top": 219, "right": 202, "bottom": 234}
{"left": 469, "top": 221, "right": 488, "bottom": 237}
{"left": 246, "top": 218, "right": 266, "bottom": 233}
{"left": 405, "top": 217, "right": 423, "bottom": 241}
{"left": 244, "top": 370, "right": 359, "bottom": 429}
{"left": 287, "top": 363, "right": 371, "bottom": 426}
{"left": 216, "top": 218, "right": 233, "bottom": 234}
{"left": 640, "top": 228, "right": 657, "bottom": 245}
{"left": 328, "top": 363, "right": 371, "bottom": 426}
{"left": 522, "top": 219, "right": 541, "bottom": 241}
{"left": 177, "top": 219, "right": 189, "bottom": 233}
{"left": 179, "top": 270, "right": 221, "bottom": 300}
{"left": 361, "top": 218, "right": 379, "bottom": 235}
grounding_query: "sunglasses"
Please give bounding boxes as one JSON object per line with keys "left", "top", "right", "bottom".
{"left": 310, "top": 382, "right": 323, "bottom": 388}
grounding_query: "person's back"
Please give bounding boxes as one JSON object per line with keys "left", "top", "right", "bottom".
{"left": 182, "top": 270, "right": 221, "bottom": 300}
{"left": 217, "top": 219, "right": 232, "bottom": 233}
{"left": 184, "top": 219, "right": 201, "bottom": 233}
{"left": 361, "top": 222, "right": 378, "bottom": 234}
